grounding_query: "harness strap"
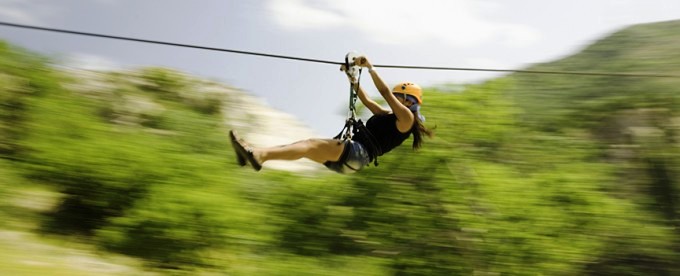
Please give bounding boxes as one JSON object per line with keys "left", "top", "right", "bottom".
{"left": 333, "top": 119, "right": 381, "bottom": 166}
{"left": 353, "top": 119, "right": 381, "bottom": 166}
{"left": 333, "top": 117, "right": 354, "bottom": 141}
{"left": 345, "top": 57, "right": 361, "bottom": 140}
{"left": 333, "top": 52, "right": 381, "bottom": 167}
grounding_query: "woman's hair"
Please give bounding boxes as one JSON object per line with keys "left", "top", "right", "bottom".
{"left": 411, "top": 114, "right": 433, "bottom": 150}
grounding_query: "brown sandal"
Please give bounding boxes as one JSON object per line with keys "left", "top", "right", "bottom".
{"left": 229, "top": 130, "right": 247, "bottom": 167}
{"left": 229, "top": 130, "right": 262, "bottom": 171}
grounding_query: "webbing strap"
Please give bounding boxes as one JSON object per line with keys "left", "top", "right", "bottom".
{"left": 342, "top": 52, "right": 362, "bottom": 141}
{"left": 334, "top": 52, "right": 380, "bottom": 166}
{"left": 353, "top": 120, "right": 380, "bottom": 166}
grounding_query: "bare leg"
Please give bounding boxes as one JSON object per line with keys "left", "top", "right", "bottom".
{"left": 252, "top": 139, "right": 345, "bottom": 164}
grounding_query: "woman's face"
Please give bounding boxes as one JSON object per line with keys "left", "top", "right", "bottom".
{"left": 393, "top": 93, "right": 414, "bottom": 107}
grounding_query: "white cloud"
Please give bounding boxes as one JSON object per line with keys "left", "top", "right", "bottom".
{"left": 267, "top": 0, "right": 345, "bottom": 30}
{"left": 266, "top": 0, "right": 540, "bottom": 48}
{"left": 0, "top": 0, "right": 75, "bottom": 25}
{"left": 463, "top": 57, "right": 505, "bottom": 70}
{"left": 0, "top": 1, "right": 43, "bottom": 24}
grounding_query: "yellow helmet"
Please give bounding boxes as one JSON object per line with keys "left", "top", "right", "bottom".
{"left": 392, "top": 82, "right": 422, "bottom": 104}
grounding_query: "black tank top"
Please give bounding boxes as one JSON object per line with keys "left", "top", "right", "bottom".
{"left": 353, "top": 113, "right": 411, "bottom": 161}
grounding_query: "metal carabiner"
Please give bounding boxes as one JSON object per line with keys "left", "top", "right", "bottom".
{"left": 344, "top": 51, "right": 361, "bottom": 84}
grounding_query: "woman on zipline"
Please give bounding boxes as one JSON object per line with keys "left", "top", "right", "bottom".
{"left": 230, "top": 55, "right": 432, "bottom": 173}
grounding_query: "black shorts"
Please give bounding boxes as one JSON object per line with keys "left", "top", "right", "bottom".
{"left": 324, "top": 140, "right": 370, "bottom": 174}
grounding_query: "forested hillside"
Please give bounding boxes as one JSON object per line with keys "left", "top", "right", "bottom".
{"left": 1, "top": 20, "right": 679, "bottom": 275}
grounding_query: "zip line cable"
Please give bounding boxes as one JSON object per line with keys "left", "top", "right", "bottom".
{"left": 0, "top": 21, "right": 339, "bottom": 66}
{"left": 373, "top": 64, "right": 680, "bottom": 78}
{"left": 1, "top": 20, "right": 680, "bottom": 79}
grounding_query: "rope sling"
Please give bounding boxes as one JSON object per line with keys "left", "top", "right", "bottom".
{"left": 333, "top": 52, "right": 382, "bottom": 166}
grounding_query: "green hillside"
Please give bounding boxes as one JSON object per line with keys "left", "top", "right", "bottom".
{"left": 510, "top": 20, "right": 680, "bottom": 131}
{"left": 1, "top": 20, "right": 680, "bottom": 275}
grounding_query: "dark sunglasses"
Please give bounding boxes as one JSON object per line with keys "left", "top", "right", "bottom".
{"left": 393, "top": 93, "right": 407, "bottom": 100}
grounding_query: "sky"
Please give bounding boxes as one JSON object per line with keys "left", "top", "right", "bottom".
{"left": 0, "top": 0, "right": 679, "bottom": 136}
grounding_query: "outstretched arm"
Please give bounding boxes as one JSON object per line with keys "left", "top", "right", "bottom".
{"left": 356, "top": 57, "right": 414, "bottom": 133}
{"left": 355, "top": 81, "right": 389, "bottom": 115}
{"left": 342, "top": 63, "right": 388, "bottom": 115}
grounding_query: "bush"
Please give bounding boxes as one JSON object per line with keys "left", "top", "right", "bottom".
{"left": 0, "top": 42, "right": 60, "bottom": 157}
{"left": 138, "top": 67, "right": 185, "bottom": 101}
{"left": 98, "top": 196, "right": 226, "bottom": 267}
{"left": 29, "top": 141, "right": 166, "bottom": 234}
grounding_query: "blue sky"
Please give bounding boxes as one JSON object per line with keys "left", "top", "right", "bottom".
{"left": 1, "top": 0, "right": 679, "bottom": 136}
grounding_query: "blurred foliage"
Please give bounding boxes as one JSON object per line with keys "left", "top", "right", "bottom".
{"left": 0, "top": 41, "right": 61, "bottom": 156}
{"left": 2, "top": 20, "right": 680, "bottom": 275}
